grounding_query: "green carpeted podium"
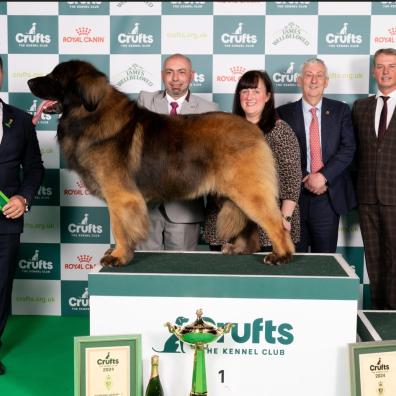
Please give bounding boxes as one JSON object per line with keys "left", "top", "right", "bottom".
{"left": 357, "top": 310, "right": 396, "bottom": 342}
{"left": 89, "top": 252, "right": 359, "bottom": 396}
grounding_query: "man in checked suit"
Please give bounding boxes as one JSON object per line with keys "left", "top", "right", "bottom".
{"left": 136, "top": 54, "right": 220, "bottom": 251}
{"left": 277, "top": 58, "right": 356, "bottom": 253}
{"left": 352, "top": 48, "right": 396, "bottom": 310}
{"left": 0, "top": 56, "right": 44, "bottom": 374}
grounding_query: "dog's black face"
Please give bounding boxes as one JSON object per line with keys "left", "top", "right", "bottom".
{"left": 28, "top": 60, "right": 108, "bottom": 114}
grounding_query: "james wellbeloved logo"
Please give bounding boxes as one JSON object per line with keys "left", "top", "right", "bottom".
{"left": 111, "top": 16, "right": 161, "bottom": 53}
{"left": 153, "top": 315, "right": 294, "bottom": 357}
{"left": 9, "top": 16, "right": 58, "bottom": 54}
{"left": 272, "top": 22, "right": 310, "bottom": 46}
{"left": 319, "top": 16, "right": 370, "bottom": 54}
{"left": 61, "top": 207, "right": 110, "bottom": 243}
{"left": 113, "top": 64, "right": 154, "bottom": 89}
{"left": 214, "top": 16, "right": 264, "bottom": 54}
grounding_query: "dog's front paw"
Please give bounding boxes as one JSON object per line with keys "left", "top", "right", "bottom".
{"left": 263, "top": 252, "right": 292, "bottom": 266}
{"left": 100, "top": 254, "right": 127, "bottom": 268}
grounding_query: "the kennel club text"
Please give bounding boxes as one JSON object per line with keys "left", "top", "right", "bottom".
{"left": 207, "top": 317, "right": 293, "bottom": 357}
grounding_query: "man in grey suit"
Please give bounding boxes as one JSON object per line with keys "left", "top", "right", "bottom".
{"left": 137, "top": 54, "right": 220, "bottom": 251}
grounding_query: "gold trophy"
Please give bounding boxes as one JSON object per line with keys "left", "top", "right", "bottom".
{"left": 165, "top": 309, "right": 234, "bottom": 396}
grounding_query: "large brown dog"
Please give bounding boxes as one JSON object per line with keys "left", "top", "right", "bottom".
{"left": 28, "top": 60, "right": 294, "bottom": 266}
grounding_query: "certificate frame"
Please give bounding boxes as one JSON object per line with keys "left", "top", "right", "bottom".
{"left": 349, "top": 340, "right": 396, "bottom": 396}
{"left": 74, "top": 334, "right": 142, "bottom": 396}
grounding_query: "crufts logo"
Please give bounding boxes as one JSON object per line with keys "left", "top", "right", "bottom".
{"left": 15, "top": 22, "right": 51, "bottom": 45}
{"left": 18, "top": 250, "right": 53, "bottom": 271}
{"left": 69, "top": 287, "right": 90, "bottom": 309}
{"left": 118, "top": 22, "right": 154, "bottom": 46}
{"left": 153, "top": 315, "right": 294, "bottom": 355}
{"left": 28, "top": 99, "right": 51, "bottom": 122}
{"left": 67, "top": 213, "right": 103, "bottom": 235}
{"left": 97, "top": 352, "right": 119, "bottom": 366}
{"left": 370, "top": 357, "right": 390, "bottom": 372}
{"left": 273, "top": 61, "right": 299, "bottom": 84}
{"left": 221, "top": 22, "right": 257, "bottom": 46}
{"left": 326, "top": 22, "right": 362, "bottom": 45}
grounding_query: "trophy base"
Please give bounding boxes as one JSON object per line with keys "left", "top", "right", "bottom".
{"left": 190, "top": 392, "right": 207, "bottom": 396}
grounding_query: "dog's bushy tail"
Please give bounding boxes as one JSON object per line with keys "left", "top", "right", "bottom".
{"left": 216, "top": 199, "right": 248, "bottom": 241}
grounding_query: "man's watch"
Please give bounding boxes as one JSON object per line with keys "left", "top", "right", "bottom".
{"left": 23, "top": 197, "right": 30, "bottom": 213}
{"left": 282, "top": 214, "right": 292, "bottom": 222}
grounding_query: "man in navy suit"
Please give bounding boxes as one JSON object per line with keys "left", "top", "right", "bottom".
{"left": 277, "top": 58, "right": 356, "bottom": 253}
{"left": 0, "top": 56, "right": 44, "bottom": 374}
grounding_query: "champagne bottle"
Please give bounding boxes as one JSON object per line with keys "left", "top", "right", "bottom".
{"left": 145, "top": 355, "right": 164, "bottom": 396}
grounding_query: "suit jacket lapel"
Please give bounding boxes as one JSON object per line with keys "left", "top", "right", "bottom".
{"left": 180, "top": 92, "right": 198, "bottom": 114}
{"left": 0, "top": 102, "right": 16, "bottom": 154}
{"left": 320, "top": 98, "right": 331, "bottom": 162}
{"left": 368, "top": 95, "right": 377, "bottom": 140}
{"left": 295, "top": 99, "right": 308, "bottom": 172}
{"left": 153, "top": 92, "right": 169, "bottom": 114}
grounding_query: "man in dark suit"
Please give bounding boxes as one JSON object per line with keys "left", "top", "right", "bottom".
{"left": 0, "top": 56, "right": 44, "bottom": 374}
{"left": 277, "top": 58, "right": 356, "bottom": 253}
{"left": 352, "top": 48, "right": 396, "bottom": 310}
{"left": 137, "top": 54, "right": 219, "bottom": 251}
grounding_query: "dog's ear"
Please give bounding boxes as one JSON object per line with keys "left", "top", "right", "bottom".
{"left": 76, "top": 73, "right": 107, "bottom": 112}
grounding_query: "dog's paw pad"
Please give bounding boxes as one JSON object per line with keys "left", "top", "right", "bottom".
{"left": 263, "top": 252, "right": 292, "bottom": 266}
{"left": 100, "top": 254, "right": 123, "bottom": 267}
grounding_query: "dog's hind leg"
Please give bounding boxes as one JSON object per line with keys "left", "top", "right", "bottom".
{"left": 223, "top": 181, "right": 294, "bottom": 264}
{"left": 101, "top": 189, "right": 148, "bottom": 267}
{"left": 222, "top": 220, "right": 261, "bottom": 255}
{"left": 216, "top": 201, "right": 260, "bottom": 254}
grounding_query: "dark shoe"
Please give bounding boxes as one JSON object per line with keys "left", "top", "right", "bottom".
{"left": 0, "top": 361, "right": 5, "bottom": 375}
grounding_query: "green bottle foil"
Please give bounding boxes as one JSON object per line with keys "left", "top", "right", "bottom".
{"left": 145, "top": 355, "right": 164, "bottom": 396}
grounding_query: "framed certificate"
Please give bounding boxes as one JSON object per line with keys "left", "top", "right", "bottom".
{"left": 349, "top": 340, "right": 396, "bottom": 396}
{"left": 74, "top": 334, "right": 142, "bottom": 396}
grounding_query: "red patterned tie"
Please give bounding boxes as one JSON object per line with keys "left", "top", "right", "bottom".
{"left": 170, "top": 101, "right": 179, "bottom": 115}
{"left": 378, "top": 96, "right": 390, "bottom": 141}
{"left": 309, "top": 107, "right": 323, "bottom": 173}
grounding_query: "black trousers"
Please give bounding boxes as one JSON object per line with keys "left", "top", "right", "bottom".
{"left": 0, "top": 234, "right": 20, "bottom": 339}
{"left": 296, "top": 189, "right": 340, "bottom": 253}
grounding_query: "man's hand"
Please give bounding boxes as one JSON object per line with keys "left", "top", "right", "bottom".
{"left": 2, "top": 195, "right": 26, "bottom": 219}
{"left": 303, "top": 173, "right": 327, "bottom": 195}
